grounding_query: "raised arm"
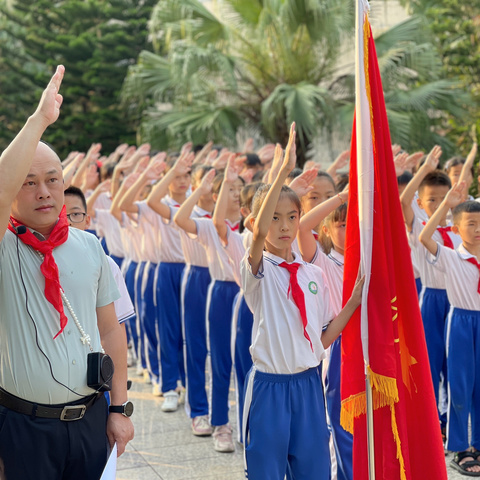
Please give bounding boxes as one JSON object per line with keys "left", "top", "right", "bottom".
{"left": 174, "top": 169, "right": 215, "bottom": 235}
{"left": 400, "top": 145, "right": 442, "bottom": 231}
{"left": 458, "top": 141, "right": 477, "bottom": 197}
{"left": 146, "top": 151, "right": 193, "bottom": 219}
{"left": 0, "top": 65, "right": 64, "bottom": 242}
{"left": 71, "top": 143, "right": 101, "bottom": 188}
{"left": 62, "top": 152, "right": 84, "bottom": 189}
{"left": 86, "top": 180, "right": 111, "bottom": 219}
{"left": 326, "top": 150, "right": 349, "bottom": 182}
{"left": 298, "top": 190, "right": 348, "bottom": 263}
{"left": 249, "top": 125, "right": 296, "bottom": 275}
{"left": 213, "top": 154, "right": 237, "bottom": 244}
{"left": 119, "top": 156, "right": 165, "bottom": 215}
{"left": 419, "top": 182, "right": 466, "bottom": 256}
{"left": 110, "top": 173, "right": 139, "bottom": 222}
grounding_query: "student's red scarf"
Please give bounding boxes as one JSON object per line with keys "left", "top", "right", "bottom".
{"left": 8, "top": 206, "right": 70, "bottom": 338}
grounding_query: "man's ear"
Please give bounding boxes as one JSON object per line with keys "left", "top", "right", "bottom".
{"left": 212, "top": 193, "right": 218, "bottom": 203}
{"left": 451, "top": 224, "right": 459, "bottom": 235}
{"left": 85, "top": 214, "right": 91, "bottom": 230}
{"left": 416, "top": 196, "right": 424, "bottom": 210}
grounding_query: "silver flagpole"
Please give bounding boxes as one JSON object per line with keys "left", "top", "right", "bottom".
{"left": 366, "top": 370, "right": 375, "bottom": 479}
{"left": 356, "top": 0, "right": 375, "bottom": 476}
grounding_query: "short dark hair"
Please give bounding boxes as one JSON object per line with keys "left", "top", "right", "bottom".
{"left": 397, "top": 171, "right": 413, "bottom": 186}
{"left": 245, "top": 153, "right": 262, "bottom": 168}
{"left": 452, "top": 201, "right": 480, "bottom": 225}
{"left": 418, "top": 171, "right": 451, "bottom": 195}
{"left": 287, "top": 168, "right": 303, "bottom": 180}
{"left": 444, "top": 156, "right": 474, "bottom": 177}
{"left": 317, "top": 171, "right": 335, "bottom": 187}
{"left": 212, "top": 171, "right": 245, "bottom": 195}
{"left": 251, "top": 184, "right": 301, "bottom": 218}
{"left": 319, "top": 202, "right": 348, "bottom": 254}
{"left": 241, "top": 182, "right": 265, "bottom": 210}
{"left": 64, "top": 185, "right": 87, "bottom": 211}
{"left": 191, "top": 164, "right": 215, "bottom": 187}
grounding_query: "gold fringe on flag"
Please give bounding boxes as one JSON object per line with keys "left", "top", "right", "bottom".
{"left": 340, "top": 367, "right": 407, "bottom": 479}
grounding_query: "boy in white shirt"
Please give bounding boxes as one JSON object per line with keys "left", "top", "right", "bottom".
{"left": 420, "top": 182, "right": 480, "bottom": 476}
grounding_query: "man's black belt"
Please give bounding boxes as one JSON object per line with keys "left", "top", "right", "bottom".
{"left": 0, "top": 388, "right": 102, "bottom": 421}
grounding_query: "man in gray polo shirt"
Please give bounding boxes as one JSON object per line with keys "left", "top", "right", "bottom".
{"left": 0, "top": 66, "right": 134, "bottom": 479}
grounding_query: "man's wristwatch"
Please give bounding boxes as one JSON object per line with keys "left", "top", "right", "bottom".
{"left": 109, "top": 401, "right": 134, "bottom": 417}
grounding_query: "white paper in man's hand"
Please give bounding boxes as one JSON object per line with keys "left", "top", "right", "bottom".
{"left": 100, "top": 443, "right": 117, "bottom": 480}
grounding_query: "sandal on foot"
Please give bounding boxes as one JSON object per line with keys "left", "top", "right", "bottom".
{"left": 451, "top": 451, "right": 480, "bottom": 477}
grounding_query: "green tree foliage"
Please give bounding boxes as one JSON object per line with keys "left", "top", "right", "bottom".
{"left": 122, "top": 0, "right": 469, "bottom": 164}
{"left": 399, "top": 0, "right": 480, "bottom": 153}
{"left": 0, "top": 0, "right": 156, "bottom": 157}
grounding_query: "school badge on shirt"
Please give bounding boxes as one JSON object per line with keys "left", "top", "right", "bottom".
{"left": 308, "top": 281, "right": 318, "bottom": 295}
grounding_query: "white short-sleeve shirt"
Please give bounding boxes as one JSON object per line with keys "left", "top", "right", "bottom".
{"left": 241, "top": 250, "right": 334, "bottom": 374}
{"left": 176, "top": 205, "right": 209, "bottom": 267}
{"left": 312, "top": 248, "right": 344, "bottom": 315}
{"left": 192, "top": 219, "right": 235, "bottom": 281}
{"left": 107, "top": 256, "right": 135, "bottom": 323}
{"left": 409, "top": 215, "right": 462, "bottom": 289}
{"left": 136, "top": 201, "right": 162, "bottom": 264}
{"left": 223, "top": 229, "right": 248, "bottom": 287}
{"left": 428, "top": 243, "right": 480, "bottom": 310}
{"left": 95, "top": 209, "right": 125, "bottom": 258}
{"left": 119, "top": 213, "right": 144, "bottom": 263}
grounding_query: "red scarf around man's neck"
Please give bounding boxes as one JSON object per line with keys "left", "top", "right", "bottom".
{"left": 8, "top": 206, "right": 70, "bottom": 338}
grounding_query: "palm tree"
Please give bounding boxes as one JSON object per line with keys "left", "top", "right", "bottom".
{"left": 122, "top": 0, "right": 468, "bottom": 163}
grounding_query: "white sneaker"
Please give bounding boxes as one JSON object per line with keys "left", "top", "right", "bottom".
{"left": 192, "top": 415, "right": 213, "bottom": 437}
{"left": 213, "top": 424, "right": 235, "bottom": 452}
{"left": 161, "top": 390, "right": 179, "bottom": 412}
{"left": 152, "top": 383, "right": 162, "bottom": 397}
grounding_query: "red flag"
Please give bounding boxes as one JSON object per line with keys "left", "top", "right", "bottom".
{"left": 340, "top": 2, "right": 447, "bottom": 479}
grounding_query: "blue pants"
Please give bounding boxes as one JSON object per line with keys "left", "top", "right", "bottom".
{"left": 182, "top": 265, "right": 211, "bottom": 418}
{"left": 419, "top": 287, "right": 449, "bottom": 426}
{"left": 207, "top": 280, "right": 239, "bottom": 426}
{"left": 325, "top": 336, "right": 353, "bottom": 480}
{"left": 232, "top": 292, "right": 253, "bottom": 442}
{"left": 446, "top": 308, "right": 480, "bottom": 452}
{"left": 157, "top": 262, "right": 186, "bottom": 393}
{"left": 135, "top": 261, "right": 147, "bottom": 370}
{"left": 244, "top": 367, "right": 331, "bottom": 480}
{"left": 141, "top": 262, "right": 159, "bottom": 385}
{"left": 415, "top": 277, "right": 422, "bottom": 298}
{"left": 124, "top": 260, "right": 138, "bottom": 356}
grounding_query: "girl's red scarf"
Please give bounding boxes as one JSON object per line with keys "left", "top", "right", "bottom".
{"left": 8, "top": 206, "right": 70, "bottom": 338}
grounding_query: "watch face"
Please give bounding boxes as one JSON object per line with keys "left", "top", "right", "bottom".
{"left": 124, "top": 401, "right": 134, "bottom": 417}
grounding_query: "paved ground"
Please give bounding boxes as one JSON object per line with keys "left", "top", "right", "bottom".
{"left": 117, "top": 367, "right": 464, "bottom": 479}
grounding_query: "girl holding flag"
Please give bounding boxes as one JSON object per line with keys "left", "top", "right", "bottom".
{"left": 241, "top": 123, "right": 364, "bottom": 479}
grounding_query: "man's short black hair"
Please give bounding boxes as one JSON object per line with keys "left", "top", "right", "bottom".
{"left": 452, "top": 201, "right": 480, "bottom": 225}
{"left": 64, "top": 185, "right": 87, "bottom": 212}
